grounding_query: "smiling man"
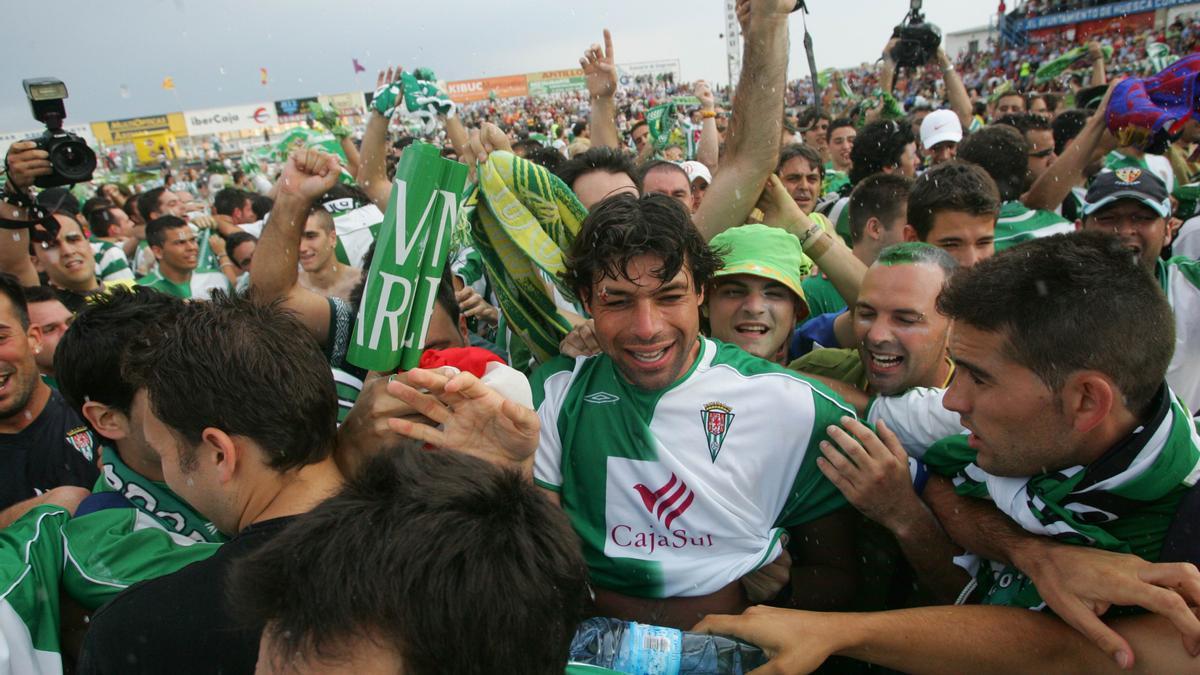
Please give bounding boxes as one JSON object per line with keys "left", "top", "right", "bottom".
{"left": 792, "top": 243, "right": 956, "bottom": 395}
{"left": 136, "top": 216, "right": 232, "bottom": 300}
{"left": 534, "top": 193, "right": 859, "bottom": 630}
{"left": 705, "top": 223, "right": 809, "bottom": 363}
{"left": 297, "top": 208, "right": 361, "bottom": 301}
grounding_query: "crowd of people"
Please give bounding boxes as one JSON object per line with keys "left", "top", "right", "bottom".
{"left": 0, "top": 0, "right": 1198, "bottom": 672}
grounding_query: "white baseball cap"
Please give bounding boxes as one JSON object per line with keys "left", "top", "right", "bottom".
{"left": 920, "top": 109, "right": 963, "bottom": 150}
{"left": 681, "top": 160, "right": 712, "bottom": 186}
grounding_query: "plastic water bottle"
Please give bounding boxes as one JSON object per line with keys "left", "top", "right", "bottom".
{"left": 568, "top": 617, "right": 768, "bottom": 674}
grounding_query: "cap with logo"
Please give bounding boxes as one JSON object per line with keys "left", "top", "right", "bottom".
{"left": 1083, "top": 168, "right": 1171, "bottom": 218}
{"left": 709, "top": 223, "right": 810, "bottom": 311}
{"left": 681, "top": 160, "right": 713, "bottom": 186}
{"left": 919, "top": 109, "right": 963, "bottom": 150}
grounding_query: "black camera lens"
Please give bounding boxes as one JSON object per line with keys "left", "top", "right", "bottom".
{"left": 49, "top": 139, "right": 97, "bottom": 182}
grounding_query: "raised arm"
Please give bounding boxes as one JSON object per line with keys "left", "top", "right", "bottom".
{"left": 358, "top": 66, "right": 402, "bottom": 210}
{"left": 1022, "top": 81, "right": 1117, "bottom": 211}
{"left": 249, "top": 148, "right": 340, "bottom": 344}
{"left": 0, "top": 141, "right": 50, "bottom": 286}
{"left": 1089, "top": 41, "right": 1108, "bottom": 87}
{"left": 582, "top": 29, "right": 620, "bottom": 150}
{"left": 693, "top": 0, "right": 792, "bottom": 241}
{"left": 936, "top": 47, "right": 974, "bottom": 133}
{"left": 694, "top": 80, "right": 720, "bottom": 174}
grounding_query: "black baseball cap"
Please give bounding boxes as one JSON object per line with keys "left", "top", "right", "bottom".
{"left": 1083, "top": 168, "right": 1171, "bottom": 218}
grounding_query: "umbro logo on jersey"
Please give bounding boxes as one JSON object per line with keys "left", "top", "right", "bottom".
{"left": 633, "top": 473, "right": 695, "bottom": 529}
{"left": 700, "top": 402, "right": 734, "bottom": 462}
{"left": 584, "top": 392, "right": 621, "bottom": 404}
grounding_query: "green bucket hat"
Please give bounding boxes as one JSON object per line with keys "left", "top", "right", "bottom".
{"left": 709, "top": 223, "right": 811, "bottom": 309}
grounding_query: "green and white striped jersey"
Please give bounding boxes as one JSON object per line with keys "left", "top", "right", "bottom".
{"left": 0, "top": 505, "right": 71, "bottom": 674}
{"left": 994, "top": 201, "right": 1075, "bottom": 252}
{"left": 89, "top": 241, "right": 134, "bottom": 284}
{"left": 532, "top": 337, "right": 852, "bottom": 599}
{"left": 1159, "top": 257, "right": 1200, "bottom": 414}
{"left": 136, "top": 269, "right": 231, "bottom": 301}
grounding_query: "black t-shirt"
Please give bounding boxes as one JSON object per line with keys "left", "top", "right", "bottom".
{"left": 0, "top": 387, "right": 99, "bottom": 510}
{"left": 53, "top": 287, "right": 90, "bottom": 315}
{"left": 77, "top": 516, "right": 296, "bottom": 675}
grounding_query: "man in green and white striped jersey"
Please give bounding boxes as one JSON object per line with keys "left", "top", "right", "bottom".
{"left": 136, "top": 216, "right": 232, "bottom": 301}
{"left": 533, "top": 194, "right": 859, "bottom": 629}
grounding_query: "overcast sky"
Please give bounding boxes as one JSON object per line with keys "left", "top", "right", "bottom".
{"left": 1, "top": 0, "right": 994, "bottom": 132}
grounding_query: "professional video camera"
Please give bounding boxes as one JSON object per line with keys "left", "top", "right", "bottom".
{"left": 22, "top": 78, "right": 96, "bottom": 188}
{"left": 890, "top": 0, "right": 942, "bottom": 69}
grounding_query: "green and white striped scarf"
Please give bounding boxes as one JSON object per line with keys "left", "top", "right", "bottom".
{"left": 95, "top": 444, "right": 225, "bottom": 543}
{"left": 460, "top": 151, "right": 587, "bottom": 364}
{"left": 924, "top": 386, "right": 1200, "bottom": 609}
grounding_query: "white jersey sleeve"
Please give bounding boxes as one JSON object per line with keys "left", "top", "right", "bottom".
{"left": 866, "top": 387, "right": 965, "bottom": 459}
{"left": 532, "top": 365, "right": 576, "bottom": 491}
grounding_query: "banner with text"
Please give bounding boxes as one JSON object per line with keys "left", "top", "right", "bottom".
{"left": 445, "top": 74, "right": 529, "bottom": 103}
{"left": 527, "top": 69, "right": 587, "bottom": 97}
{"left": 348, "top": 142, "right": 469, "bottom": 372}
{"left": 618, "top": 59, "right": 682, "bottom": 87}
{"left": 91, "top": 113, "right": 188, "bottom": 145}
{"left": 184, "top": 103, "right": 277, "bottom": 136}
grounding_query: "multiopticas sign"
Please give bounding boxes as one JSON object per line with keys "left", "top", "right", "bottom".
{"left": 184, "top": 103, "right": 277, "bottom": 136}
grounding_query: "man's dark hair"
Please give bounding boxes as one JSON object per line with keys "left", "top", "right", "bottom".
{"left": 84, "top": 202, "right": 121, "bottom": 238}
{"left": 937, "top": 231, "right": 1173, "bottom": 414}
{"left": 392, "top": 136, "right": 415, "bottom": 151}
{"left": 826, "top": 117, "right": 855, "bottom": 142}
{"left": 136, "top": 187, "right": 168, "bottom": 221}
{"left": 145, "top": 215, "right": 188, "bottom": 248}
{"left": 512, "top": 138, "right": 543, "bottom": 158}
{"left": 777, "top": 143, "right": 825, "bottom": 178}
{"left": 37, "top": 188, "right": 80, "bottom": 217}
{"left": 630, "top": 119, "right": 648, "bottom": 136}
{"left": 213, "top": 188, "right": 249, "bottom": 217}
{"left": 251, "top": 195, "right": 274, "bottom": 221}
{"left": 21, "top": 285, "right": 58, "bottom": 304}
{"left": 56, "top": 287, "right": 185, "bottom": 415}
{"left": 0, "top": 274, "right": 30, "bottom": 330}
{"left": 638, "top": 159, "right": 690, "bottom": 186}
{"left": 123, "top": 292, "right": 337, "bottom": 472}
{"left": 848, "top": 173, "right": 913, "bottom": 243}
{"left": 80, "top": 196, "right": 112, "bottom": 218}
{"left": 849, "top": 120, "right": 915, "bottom": 185}
{"left": 994, "top": 113, "right": 1051, "bottom": 136}
{"left": 231, "top": 448, "right": 587, "bottom": 675}
{"left": 572, "top": 120, "right": 587, "bottom": 137}
{"left": 526, "top": 146, "right": 565, "bottom": 173}
{"left": 907, "top": 161, "right": 1001, "bottom": 240}
{"left": 562, "top": 193, "right": 722, "bottom": 304}
{"left": 1052, "top": 109, "right": 1090, "bottom": 156}
{"left": 875, "top": 242, "right": 959, "bottom": 279}
{"left": 956, "top": 125, "right": 1029, "bottom": 201}
{"left": 797, "top": 107, "right": 831, "bottom": 131}
{"left": 555, "top": 146, "right": 641, "bottom": 194}
{"left": 225, "top": 232, "right": 258, "bottom": 270}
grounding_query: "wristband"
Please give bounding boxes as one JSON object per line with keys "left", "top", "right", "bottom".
{"left": 701, "top": 110, "right": 717, "bottom": 119}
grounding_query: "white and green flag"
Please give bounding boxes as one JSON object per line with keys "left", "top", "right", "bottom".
{"left": 348, "top": 142, "right": 468, "bottom": 372}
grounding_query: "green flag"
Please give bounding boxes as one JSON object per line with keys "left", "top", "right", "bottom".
{"left": 347, "top": 142, "right": 468, "bottom": 372}
{"left": 645, "top": 103, "right": 676, "bottom": 150}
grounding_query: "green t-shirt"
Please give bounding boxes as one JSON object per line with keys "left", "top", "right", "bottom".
{"left": 800, "top": 274, "right": 847, "bottom": 317}
{"left": 532, "top": 337, "right": 853, "bottom": 599}
{"left": 137, "top": 270, "right": 232, "bottom": 300}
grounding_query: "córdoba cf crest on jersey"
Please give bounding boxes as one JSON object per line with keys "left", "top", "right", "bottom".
{"left": 700, "top": 402, "right": 734, "bottom": 462}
